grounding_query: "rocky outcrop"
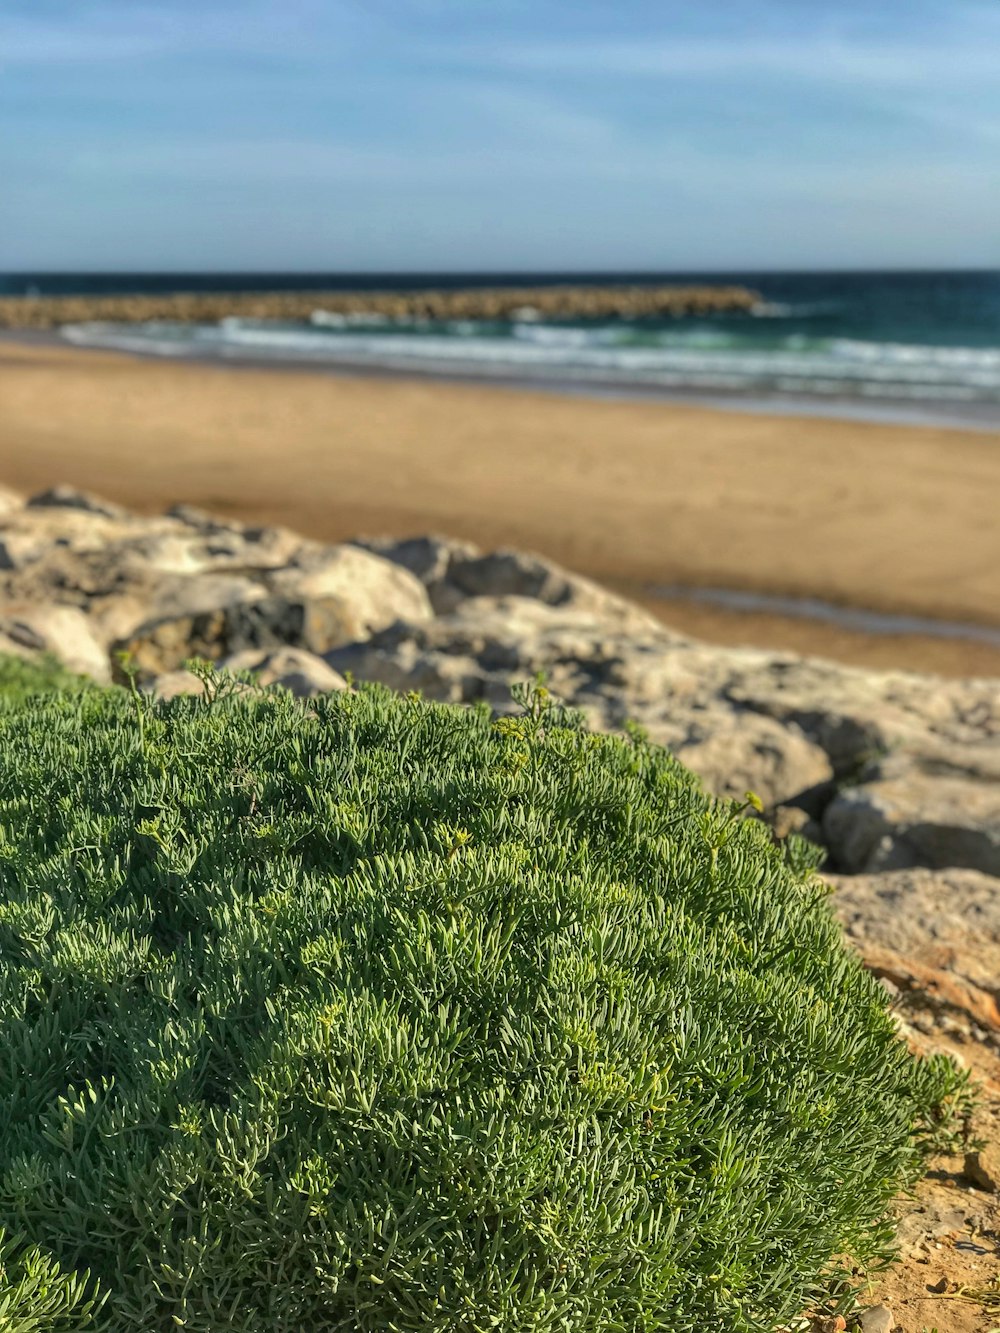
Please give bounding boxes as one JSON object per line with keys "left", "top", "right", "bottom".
{"left": 830, "top": 868, "right": 1000, "bottom": 1046}
{"left": 824, "top": 768, "right": 1000, "bottom": 876}
{"left": 0, "top": 483, "right": 994, "bottom": 859}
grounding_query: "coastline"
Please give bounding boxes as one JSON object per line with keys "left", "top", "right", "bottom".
{"left": 1, "top": 334, "right": 999, "bottom": 678}
{"left": 47, "top": 327, "right": 1000, "bottom": 432}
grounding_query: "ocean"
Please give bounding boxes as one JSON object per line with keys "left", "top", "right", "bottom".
{"left": 5, "top": 269, "right": 1000, "bottom": 427}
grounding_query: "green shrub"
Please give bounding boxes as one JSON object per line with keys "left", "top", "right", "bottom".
{"left": 0, "top": 653, "right": 93, "bottom": 703}
{"left": 0, "top": 680, "right": 964, "bottom": 1332}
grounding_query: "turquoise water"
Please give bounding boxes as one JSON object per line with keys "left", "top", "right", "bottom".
{"left": 7, "top": 270, "right": 1000, "bottom": 422}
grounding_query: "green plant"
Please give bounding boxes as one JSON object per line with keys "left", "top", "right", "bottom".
{"left": 0, "top": 653, "right": 93, "bottom": 703}
{"left": 0, "top": 680, "right": 966, "bottom": 1331}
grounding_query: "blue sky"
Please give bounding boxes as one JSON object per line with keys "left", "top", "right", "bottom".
{"left": 1, "top": 0, "right": 998, "bottom": 271}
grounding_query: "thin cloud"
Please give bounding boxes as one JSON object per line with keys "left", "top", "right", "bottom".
{"left": 0, "top": 0, "right": 359, "bottom": 65}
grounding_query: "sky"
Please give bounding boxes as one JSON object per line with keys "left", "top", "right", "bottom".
{"left": 1, "top": 0, "right": 998, "bottom": 272}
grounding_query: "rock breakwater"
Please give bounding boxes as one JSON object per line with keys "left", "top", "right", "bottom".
{"left": 0, "top": 284, "right": 760, "bottom": 330}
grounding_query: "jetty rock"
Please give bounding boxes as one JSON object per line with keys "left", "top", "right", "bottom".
{"left": 0, "top": 283, "right": 760, "bottom": 330}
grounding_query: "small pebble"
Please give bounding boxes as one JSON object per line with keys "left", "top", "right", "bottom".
{"left": 857, "top": 1306, "right": 894, "bottom": 1333}
{"left": 963, "top": 1146, "right": 1000, "bottom": 1192}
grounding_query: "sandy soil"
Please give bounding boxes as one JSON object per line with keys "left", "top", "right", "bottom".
{"left": 1, "top": 337, "right": 998, "bottom": 677}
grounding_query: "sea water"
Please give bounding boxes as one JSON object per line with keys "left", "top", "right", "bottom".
{"left": 5, "top": 269, "right": 1000, "bottom": 426}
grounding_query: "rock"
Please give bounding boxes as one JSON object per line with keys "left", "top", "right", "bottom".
{"left": 963, "top": 1145, "right": 1000, "bottom": 1192}
{"left": 442, "top": 549, "right": 663, "bottom": 632}
{"left": 0, "top": 604, "right": 111, "bottom": 683}
{"left": 147, "top": 668, "right": 208, "bottom": 702}
{"left": 823, "top": 770, "right": 1000, "bottom": 875}
{"left": 271, "top": 545, "right": 432, "bottom": 635}
{"left": 0, "top": 515, "right": 128, "bottom": 573}
{"left": 146, "top": 574, "right": 269, "bottom": 622}
{"left": 26, "top": 485, "right": 128, "bottom": 519}
{"left": 856, "top": 1306, "right": 893, "bottom": 1333}
{"left": 150, "top": 647, "right": 348, "bottom": 701}
{"left": 829, "top": 868, "right": 1000, "bottom": 1035}
{"left": 163, "top": 503, "right": 243, "bottom": 534}
{"left": 771, "top": 804, "right": 826, "bottom": 846}
{"left": 87, "top": 573, "right": 269, "bottom": 647}
{"left": 219, "top": 646, "right": 348, "bottom": 697}
{"left": 114, "top": 586, "right": 390, "bottom": 680}
{"left": 669, "top": 711, "right": 834, "bottom": 810}
{"left": 0, "top": 531, "right": 45, "bottom": 572}
{"left": 723, "top": 654, "right": 1000, "bottom": 778}
{"left": 364, "top": 538, "right": 662, "bottom": 631}
{"left": 0, "top": 485, "right": 23, "bottom": 517}
{"left": 356, "top": 534, "right": 480, "bottom": 613}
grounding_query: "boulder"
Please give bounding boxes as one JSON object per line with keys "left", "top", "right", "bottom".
{"left": 115, "top": 587, "right": 393, "bottom": 680}
{"left": 147, "top": 668, "right": 209, "bottom": 702}
{"left": 722, "top": 654, "right": 1000, "bottom": 777}
{"left": 669, "top": 711, "right": 834, "bottom": 809}
{"left": 823, "top": 770, "right": 1000, "bottom": 876}
{"left": 271, "top": 544, "right": 432, "bottom": 635}
{"left": 219, "top": 646, "right": 348, "bottom": 697}
{"left": 82, "top": 574, "right": 269, "bottom": 650}
{"left": 26, "top": 485, "right": 129, "bottom": 519}
{"left": 0, "top": 510, "right": 140, "bottom": 573}
{"left": 364, "top": 538, "right": 663, "bottom": 632}
{"left": 0, "top": 604, "right": 111, "bottom": 683}
{"left": 356, "top": 535, "right": 479, "bottom": 613}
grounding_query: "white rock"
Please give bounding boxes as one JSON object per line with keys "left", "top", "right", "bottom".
{"left": 0, "top": 604, "right": 110, "bottom": 683}
{"left": 823, "top": 770, "right": 1000, "bottom": 876}
{"left": 219, "top": 646, "right": 348, "bottom": 697}
{"left": 271, "top": 545, "right": 432, "bottom": 635}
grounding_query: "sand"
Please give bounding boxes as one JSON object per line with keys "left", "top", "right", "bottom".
{"left": 1, "top": 336, "right": 998, "bottom": 678}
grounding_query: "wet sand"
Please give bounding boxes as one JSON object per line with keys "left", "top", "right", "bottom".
{"left": 1, "top": 336, "right": 998, "bottom": 677}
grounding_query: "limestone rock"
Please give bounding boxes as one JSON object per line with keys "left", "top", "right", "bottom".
{"left": 0, "top": 604, "right": 111, "bottom": 683}
{"left": 26, "top": 485, "right": 128, "bottom": 519}
{"left": 669, "top": 711, "right": 833, "bottom": 809}
{"left": 151, "top": 647, "right": 348, "bottom": 701}
{"left": 963, "top": 1145, "right": 1000, "bottom": 1192}
{"left": 856, "top": 1307, "right": 893, "bottom": 1333}
{"left": 365, "top": 538, "right": 662, "bottom": 631}
{"left": 823, "top": 771, "right": 1000, "bottom": 875}
{"left": 271, "top": 545, "right": 432, "bottom": 636}
{"left": 356, "top": 535, "right": 480, "bottom": 613}
{"left": 147, "top": 668, "right": 209, "bottom": 702}
{"left": 219, "top": 646, "right": 348, "bottom": 697}
{"left": 114, "top": 585, "right": 388, "bottom": 680}
{"left": 829, "top": 867, "right": 1000, "bottom": 1035}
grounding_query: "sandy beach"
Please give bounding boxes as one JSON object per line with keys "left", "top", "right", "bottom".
{"left": 1, "top": 335, "right": 998, "bottom": 677}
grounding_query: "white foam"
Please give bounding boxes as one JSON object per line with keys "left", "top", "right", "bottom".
{"left": 60, "top": 318, "right": 1000, "bottom": 405}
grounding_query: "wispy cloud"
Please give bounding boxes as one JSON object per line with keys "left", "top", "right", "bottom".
{"left": 449, "top": 25, "right": 1000, "bottom": 88}
{"left": 1, "top": 0, "right": 997, "bottom": 268}
{"left": 0, "top": 0, "right": 360, "bottom": 65}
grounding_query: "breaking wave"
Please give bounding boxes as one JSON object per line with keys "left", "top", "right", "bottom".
{"left": 61, "top": 312, "right": 1000, "bottom": 411}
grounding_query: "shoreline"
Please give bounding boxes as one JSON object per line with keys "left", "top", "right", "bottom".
{"left": 47, "top": 327, "right": 1000, "bottom": 433}
{"left": 7, "top": 327, "right": 1000, "bottom": 433}
{"left": 1, "top": 334, "right": 998, "bottom": 678}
